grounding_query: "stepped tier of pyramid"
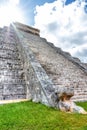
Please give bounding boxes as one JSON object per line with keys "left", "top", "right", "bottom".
{"left": 0, "top": 22, "right": 87, "bottom": 107}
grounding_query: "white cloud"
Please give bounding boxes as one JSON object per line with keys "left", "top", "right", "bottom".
{"left": 34, "top": 0, "right": 87, "bottom": 63}
{"left": 9, "top": 0, "right": 20, "bottom": 5}
{"left": 0, "top": 0, "right": 24, "bottom": 27}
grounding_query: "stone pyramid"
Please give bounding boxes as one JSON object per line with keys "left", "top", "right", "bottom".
{"left": 0, "top": 22, "right": 87, "bottom": 107}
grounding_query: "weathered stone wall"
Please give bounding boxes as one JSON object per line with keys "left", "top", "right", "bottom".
{"left": 0, "top": 22, "right": 87, "bottom": 107}
{"left": 14, "top": 26, "right": 58, "bottom": 107}
{"left": 0, "top": 26, "right": 26, "bottom": 100}
{"left": 14, "top": 22, "right": 40, "bottom": 36}
{"left": 0, "top": 24, "right": 58, "bottom": 107}
{"left": 17, "top": 26, "right": 87, "bottom": 102}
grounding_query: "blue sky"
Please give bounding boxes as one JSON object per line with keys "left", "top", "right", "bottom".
{"left": 13, "top": 0, "right": 76, "bottom": 25}
{"left": 0, "top": 0, "right": 75, "bottom": 26}
{"left": 0, "top": 0, "right": 87, "bottom": 63}
{"left": 19, "top": 0, "right": 56, "bottom": 25}
{"left": 19, "top": 0, "right": 76, "bottom": 25}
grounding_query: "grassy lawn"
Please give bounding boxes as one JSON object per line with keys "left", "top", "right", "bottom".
{"left": 0, "top": 101, "right": 87, "bottom": 130}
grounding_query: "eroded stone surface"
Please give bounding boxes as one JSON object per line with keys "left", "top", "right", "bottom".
{"left": 0, "top": 26, "right": 26, "bottom": 100}
{"left": 0, "top": 22, "right": 87, "bottom": 108}
{"left": 16, "top": 23, "right": 87, "bottom": 102}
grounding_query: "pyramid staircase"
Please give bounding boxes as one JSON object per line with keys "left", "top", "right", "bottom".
{"left": 17, "top": 23, "right": 87, "bottom": 102}
{"left": 0, "top": 26, "right": 26, "bottom": 100}
{"left": 0, "top": 22, "right": 87, "bottom": 107}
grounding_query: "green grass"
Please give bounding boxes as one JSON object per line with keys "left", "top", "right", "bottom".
{"left": 0, "top": 101, "right": 87, "bottom": 130}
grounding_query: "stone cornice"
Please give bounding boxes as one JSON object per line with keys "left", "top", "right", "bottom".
{"left": 13, "top": 22, "right": 40, "bottom": 36}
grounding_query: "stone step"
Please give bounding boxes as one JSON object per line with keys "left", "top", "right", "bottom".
{"left": 1, "top": 34, "right": 17, "bottom": 42}
{"left": 0, "top": 60, "right": 23, "bottom": 67}
{"left": 1, "top": 94, "right": 26, "bottom": 100}
{"left": 0, "top": 70, "right": 24, "bottom": 77}
{"left": 0, "top": 56, "right": 21, "bottom": 60}
{"left": 0, "top": 61, "right": 23, "bottom": 69}
{"left": 2, "top": 84, "right": 26, "bottom": 95}
{"left": 0, "top": 44, "right": 18, "bottom": 51}
{"left": 0, "top": 40, "right": 17, "bottom": 44}
{"left": 0, "top": 58, "right": 23, "bottom": 64}
{"left": 74, "top": 91, "right": 87, "bottom": 95}
{"left": 0, "top": 83, "right": 26, "bottom": 100}
{"left": 0, "top": 26, "right": 27, "bottom": 101}
{"left": 75, "top": 88, "right": 87, "bottom": 91}
{"left": 0, "top": 66, "right": 23, "bottom": 70}
{"left": 0, "top": 78, "right": 25, "bottom": 84}
{"left": 0, "top": 74, "right": 25, "bottom": 80}
{"left": 0, "top": 39, "right": 15, "bottom": 43}
{"left": 74, "top": 88, "right": 87, "bottom": 91}
{"left": 0, "top": 49, "right": 19, "bottom": 57}
{"left": 72, "top": 95, "right": 87, "bottom": 101}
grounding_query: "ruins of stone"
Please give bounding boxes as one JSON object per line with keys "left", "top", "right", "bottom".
{"left": 0, "top": 22, "right": 87, "bottom": 108}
